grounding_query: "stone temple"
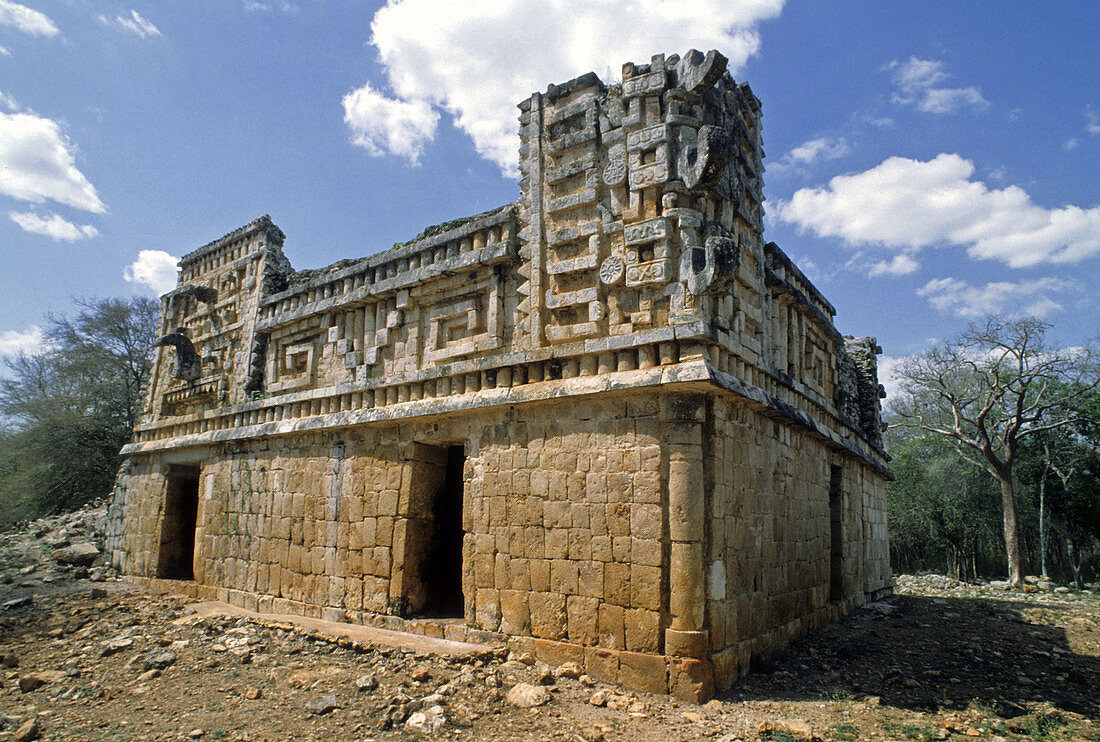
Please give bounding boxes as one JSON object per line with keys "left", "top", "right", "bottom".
{"left": 107, "top": 49, "right": 891, "bottom": 701}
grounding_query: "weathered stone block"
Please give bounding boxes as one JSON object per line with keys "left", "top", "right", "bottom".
{"left": 566, "top": 595, "right": 599, "bottom": 645}
{"left": 529, "top": 591, "right": 567, "bottom": 640}
{"left": 619, "top": 651, "right": 667, "bottom": 695}
{"left": 668, "top": 657, "right": 714, "bottom": 703}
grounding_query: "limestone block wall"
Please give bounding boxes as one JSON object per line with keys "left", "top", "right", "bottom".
{"left": 704, "top": 393, "right": 891, "bottom": 691}
{"left": 105, "top": 458, "right": 166, "bottom": 576}
{"left": 113, "top": 396, "right": 671, "bottom": 643}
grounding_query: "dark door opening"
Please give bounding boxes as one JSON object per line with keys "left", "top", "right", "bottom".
{"left": 828, "top": 464, "right": 844, "bottom": 602}
{"left": 398, "top": 443, "right": 466, "bottom": 618}
{"left": 157, "top": 465, "right": 200, "bottom": 580}
{"left": 419, "top": 445, "right": 465, "bottom": 616}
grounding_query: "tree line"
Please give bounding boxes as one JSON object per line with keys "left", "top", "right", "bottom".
{"left": 0, "top": 297, "right": 159, "bottom": 529}
{"left": 887, "top": 316, "right": 1100, "bottom": 587}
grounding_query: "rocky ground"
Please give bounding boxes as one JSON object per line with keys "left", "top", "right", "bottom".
{"left": 1, "top": 506, "right": 1098, "bottom": 741}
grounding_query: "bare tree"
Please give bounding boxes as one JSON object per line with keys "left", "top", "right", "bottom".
{"left": 892, "top": 316, "right": 1099, "bottom": 587}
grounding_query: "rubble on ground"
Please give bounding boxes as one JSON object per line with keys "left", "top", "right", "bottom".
{"left": 2, "top": 506, "right": 1098, "bottom": 740}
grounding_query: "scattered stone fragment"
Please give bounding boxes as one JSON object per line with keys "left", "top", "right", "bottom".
{"left": 11, "top": 717, "right": 39, "bottom": 742}
{"left": 2, "top": 596, "right": 32, "bottom": 610}
{"left": 53, "top": 543, "right": 99, "bottom": 566}
{"left": 18, "top": 671, "right": 63, "bottom": 693}
{"left": 606, "top": 694, "right": 633, "bottom": 712}
{"left": 305, "top": 694, "right": 339, "bottom": 715}
{"left": 410, "top": 665, "right": 431, "bottom": 682}
{"left": 355, "top": 674, "right": 378, "bottom": 692}
{"left": 588, "top": 689, "right": 610, "bottom": 707}
{"left": 405, "top": 705, "right": 446, "bottom": 734}
{"left": 554, "top": 661, "right": 582, "bottom": 679}
{"left": 101, "top": 636, "right": 134, "bottom": 656}
{"left": 506, "top": 682, "right": 551, "bottom": 708}
{"left": 535, "top": 667, "right": 556, "bottom": 685}
{"left": 143, "top": 650, "right": 176, "bottom": 670}
{"left": 756, "top": 719, "right": 814, "bottom": 741}
{"left": 578, "top": 727, "right": 605, "bottom": 742}
{"left": 244, "top": 688, "right": 262, "bottom": 700}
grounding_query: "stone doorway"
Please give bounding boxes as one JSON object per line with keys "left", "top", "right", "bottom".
{"left": 395, "top": 443, "right": 465, "bottom": 618}
{"left": 828, "top": 465, "right": 844, "bottom": 602}
{"left": 157, "top": 464, "right": 200, "bottom": 580}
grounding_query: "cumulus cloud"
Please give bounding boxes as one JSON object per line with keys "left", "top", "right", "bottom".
{"left": 778, "top": 136, "right": 849, "bottom": 170}
{"left": 342, "top": 82, "right": 438, "bottom": 164}
{"left": 888, "top": 57, "right": 988, "bottom": 114}
{"left": 875, "top": 355, "right": 905, "bottom": 403}
{"left": 917, "top": 277, "right": 1074, "bottom": 318}
{"left": 0, "top": 325, "right": 49, "bottom": 357}
{"left": 786, "top": 137, "right": 850, "bottom": 166}
{"left": 775, "top": 153, "right": 1100, "bottom": 268}
{"left": 0, "top": 0, "right": 59, "bottom": 37}
{"left": 124, "top": 249, "right": 178, "bottom": 294}
{"left": 867, "top": 254, "right": 919, "bottom": 277}
{"left": 346, "top": 0, "right": 785, "bottom": 174}
{"left": 98, "top": 10, "right": 161, "bottom": 39}
{"left": 10, "top": 210, "right": 98, "bottom": 241}
{"left": 0, "top": 111, "right": 106, "bottom": 213}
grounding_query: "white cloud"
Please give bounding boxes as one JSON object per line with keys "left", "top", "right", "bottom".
{"left": 888, "top": 57, "right": 988, "bottom": 114}
{"left": 98, "top": 10, "right": 161, "bottom": 39}
{"left": 124, "top": 249, "right": 178, "bottom": 294}
{"left": 775, "top": 153, "right": 1100, "bottom": 268}
{"left": 348, "top": 0, "right": 785, "bottom": 174}
{"left": 917, "top": 277, "right": 1074, "bottom": 318}
{"left": 10, "top": 210, "right": 98, "bottom": 240}
{"left": 243, "top": 0, "right": 297, "bottom": 11}
{"left": 0, "top": 325, "right": 48, "bottom": 357}
{"left": 342, "top": 82, "right": 438, "bottom": 165}
{"left": 0, "top": 0, "right": 59, "bottom": 37}
{"left": 0, "top": 90, "right": 18, "bottom": 112}
{"left": 780, "top": 136, "right": 850, "bottom": 168}
{"left": 1087, "top": 107, "right": 1100, "bottom": 136}
{"left": 0, "top": 111, "right": 106, "bottom": 213}
{"left": 867, "top": 254, "right": 919, "bottom": 277}
{"left": 876, "top": 355, "right": 904, "bottom": 403}
{"left": 0, "top": 45, "right": 11, "bottom": 56}
{"left": 1064, "top": 138, "right": 1079, "bottom": 151}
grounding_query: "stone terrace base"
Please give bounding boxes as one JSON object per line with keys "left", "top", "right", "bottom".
{"left": 131, "top": 576, "right": 890, "bottom": 702}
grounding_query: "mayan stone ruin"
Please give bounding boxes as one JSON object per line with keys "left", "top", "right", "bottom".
{"left": 106, "top": 49, "right": 892, "bottom": 701}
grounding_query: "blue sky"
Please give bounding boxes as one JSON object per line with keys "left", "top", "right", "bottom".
{"left": 1, "top": 0, "right": 1097, "bottom": 396}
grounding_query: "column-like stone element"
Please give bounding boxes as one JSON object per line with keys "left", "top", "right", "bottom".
{"left": 660, "top": 392, "right": 712, "bottom": 701}
{"left": 660, "top": 393, "right": 709, "bottom": 647}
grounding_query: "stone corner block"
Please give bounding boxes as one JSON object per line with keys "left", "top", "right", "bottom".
{"left": 668, "top": 657, "right": 715, "bottom": 703}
